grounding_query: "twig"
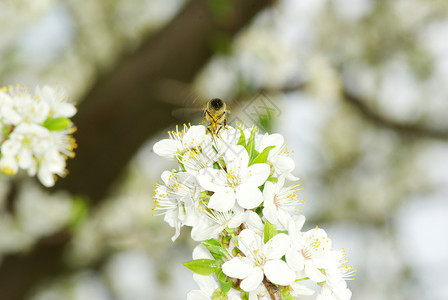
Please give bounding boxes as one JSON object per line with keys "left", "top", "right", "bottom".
{"left": 263, "top": 276, "right": 281, "bottom": 300}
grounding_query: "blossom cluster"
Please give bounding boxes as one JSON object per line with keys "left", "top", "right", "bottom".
{"left": 0, "top": 85, "right": 77, "bottom": 187}
{"left": 153, "top": 124, "right": 354, "bottom": 299}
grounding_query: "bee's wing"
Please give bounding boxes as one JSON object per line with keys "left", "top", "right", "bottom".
{"left": 171, "top": 107, "right": 204, "bottom": 121}
{"left": 151, "top": 78, "right": 202, "bottom": 106}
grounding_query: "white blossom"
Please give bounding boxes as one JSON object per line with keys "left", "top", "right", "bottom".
{"left": 191, "top": 207, "right": 248, "bottom": 241}
{"left": 0, "top": 85, "right": 77, "bottom": 186}
{"left": 197, "top": 145, "right": 270, "bottom": 211}
{"left": 0, "top": 86, "right": 49, "bottom": 125}
{"left": 286, "top": 224, "right": 340, "bottom": 283}
{"left": 0, "top": 123, "right": 50, "bottom": 174}
{"left": 222, "top": 229, "right": 295, "bottom": 292}
{"left": 257, "top": 132, "right": 299, "bottom": 181}
{"left": 152, "top": 122, "right": 354, "bottom": 299}
{"left": 262, "top": 175, "right": 304, "bottom": 229}
{"left": 152, "top": 171, "right": 202, "bottom": 241}
{"left": 36, "top": 85, "right": 76, "bottom": 118}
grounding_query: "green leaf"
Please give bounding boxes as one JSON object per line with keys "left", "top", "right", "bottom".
{"left": 202, "top": 239, "right": 229, "bottom": 260}
{"left": 280, "top": 293, "right": 295, "bottom": 300}
{"left": 241, "top": 292, "right": 250, "bottom": 300}
{"left": 68, "top": 196, "right": 88, "bottom": 230}
{"left": 250, "top": 146, "right": 275, "bottom": 165}
{"left": 211, "top": 289, "right": 227, "bottom": 300}
{"left": 42, "top": 117, "right": 71, "bottom": 131}
{"left": 280, "top": 286, "right": 295, "bottom": 300}
{"left": 237, "top": 127, "right": 246, "bottom": 147}
{"left": 264, "top": 221, "right": 278, "bottom": 243}
{"left": 246, "top": 127, "right": 257, "bottom": 160}
{"left": 266, "top": 177, "right": 278, "bottom": 183}
{"left": 2, "top": 125, "right": 11, "bottom": 140}
{"left": 183, "top": 259, "right": 219, "bottom": 275}
{"left": 216, "top": 268, "right": 232, "bottom": 293}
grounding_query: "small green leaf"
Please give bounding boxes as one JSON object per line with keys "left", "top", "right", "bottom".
{"left": 264, "top": 221, "right": 278, "bottom": 243}
{"left": 241, "top": 291, "right": 250, "bottom": 300}
{"left": 280, "top": 293, "right": 295, "bottom": 300}
{"left": 246, "top": 127, "right": 257, "bottom": 160}
{"left": 42, "top": 117, "right": 71, "bottom": 131}
{"left": 216, "top": 268, "right": 232, "bottom": 293}
{"left": 2, "top": 125, "right": 11, "bottom": 139}
{"left": 211, "top": 289, "right": 227, "bottom": 300}
{"left": 237, "top": 127, "right": 246, "bottom": 147}
{"left": 280, "top": 286, "right": 295, "bottom": 300}
{"left": 68, "top": 196, "right": 88, "bottom": 230}
{"left": 250, "top": 146, "right": 275, "bottom": 165}
{"left": 202, "top": 239, "right": 229, "bottom": 260}
{"left": 266, "top": 177, "right": 278, "bottom": 183}
{"left": 183, "top": 259, "right": 219, "bottom": 275}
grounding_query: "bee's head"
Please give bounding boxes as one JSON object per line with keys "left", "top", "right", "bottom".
{"left": 208, "top": 98, "right": 225, "bottom": 111}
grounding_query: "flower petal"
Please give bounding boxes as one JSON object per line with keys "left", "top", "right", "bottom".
{"left": 222, "top": 257, "right": 252, "bottom": 279}
{"left": 245, "top": 211, "right": 264, "bottom": 233}
{"left": 285, "top": 248, "right": 305, "bottom": 272}
{"left": 18, "top": 148, "right": 32, "bottom": 169}
{"left": 186, "top": 290, "right": 209, "bottom": 300}
{"left": 208, "top": 187, "right": 235, "bottom": 212}
{"left": 183, "top": 125, "right": 206, "bottom": 148}
{"left": 264, "top": 260, "right": 295, "bottom": 286}
{"left": 191, "top": 218, "right": 216, "bottom": 241}
{"left": 246, "top": 163, "right": 270, "bottom": 186}
{"left": 192, "top": 244, "right": 214, "bottom": 260}
{"left": 273, "top": 156, "right": 295, "bottom": 174}
{"left": 192, "top": 274, "right": 219, "bottom": 296}
{"left": 236, "top": 183, "right": 263, "bottom": 209}
{"left": 240, "top": 266, "right": 264, "bottom": 292}
{"left": 37, "top": 168, "right": 55, "bottom": 187}
{"left": 225, "top": 145, "right": 249, "bottom": 174}
{"left": 304, "top": 260, "right": 327, "bottom": 283}
{"left": 237, "top": 229, "right": 263, "bottom": 258}
{"left": 197, "top": 168, "right": 227, "bottom": 191}
{"left": 261, "top": 133, "right": 284, "bottom": 150}
{"left": 153, "top": 139, "right": 182, "bottom": 158}
{"left": 227, "top": 211, "right": 248, "bottom": 228}
{"left": 264, "top": 233, "right": 290, "bottom": 260}
{"left": 1, "top": 140, "right": 20, "bottom": 156}
{"left": 290, "top": 282, "right": 315, "bottom": 296}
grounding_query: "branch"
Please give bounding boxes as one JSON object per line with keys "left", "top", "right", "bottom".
{"left": 263, "top": 276, "right": 282, "bottom": 300}
{"left": 0, "top": 1, "right": 275, "bottom": 299}
{"left": 342, "top": 88, "right": 448, "bottom": 140}
{"left": 261, "top": 81, "right": 448, "bottom": 141}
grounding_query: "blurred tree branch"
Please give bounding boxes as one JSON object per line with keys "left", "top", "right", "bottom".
{"left": 341, "top": 88, "right": 448, "bottom": 140}
{"left": 0, "top": 1, "right": 274, "bottom": 299}
{"left": 266, "top": 81, "right": 448, "bottom": 140}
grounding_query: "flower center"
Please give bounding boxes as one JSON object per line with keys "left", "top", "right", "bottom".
{"left": 226, "top": 170, "right": 241, "bottom": 188}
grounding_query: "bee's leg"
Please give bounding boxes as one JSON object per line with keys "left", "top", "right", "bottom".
{"left": 223, "top": 112, "right": 227, "bottom": 127}
{"left": 202, "top": 112, "right": 206, "bottom": 124}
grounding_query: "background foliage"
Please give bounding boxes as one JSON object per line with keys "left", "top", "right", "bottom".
{"left": 1, "top": 0, "right": 448, "bottom": 299}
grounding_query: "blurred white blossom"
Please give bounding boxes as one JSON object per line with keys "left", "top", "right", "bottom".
{"left": 0, "top": 85, "right": 77, "bottom": 186}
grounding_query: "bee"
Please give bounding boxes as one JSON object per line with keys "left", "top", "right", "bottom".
{"left": 202, "top": 98, "right": 228, "bottom": 135}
